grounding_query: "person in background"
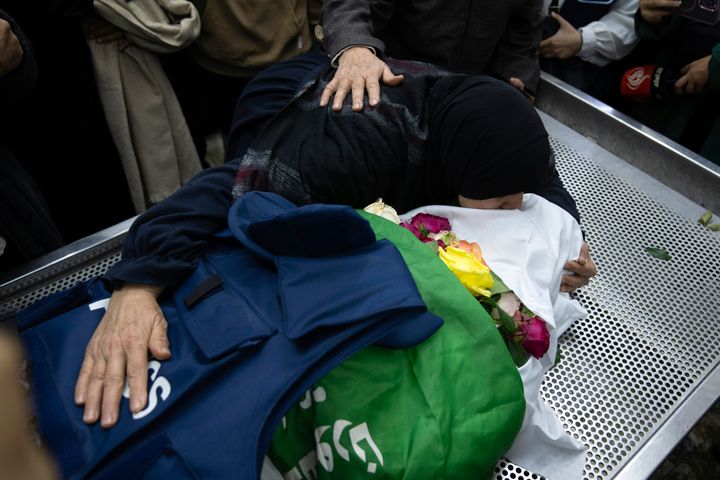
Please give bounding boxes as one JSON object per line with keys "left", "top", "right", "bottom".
{"left": 0, "top": 8, "right": 64, "bottom": 271}
{"left": 539, "top": 0, "right": 640, "bottom": 105}
{"left": 318, "top": 0, "right": 543, "bottom": 111}
{"left": 72, "top": 52, "right": 597, "bottom": 431}
{"left": 630, "top": 0, "right": 720, "bottom": 164}
{"left": 159, "top": 0, "right": 323, "bottom": 163}
{"left": 0, "top": 1, "right": 135, "bottom": 250}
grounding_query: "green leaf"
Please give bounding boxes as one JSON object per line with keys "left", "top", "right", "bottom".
{"left": 504, "top": 333, "right": 529, "bottom": 367}
{"left": 554, "top": 346, "right": 562, "bottom": 367}
{"left": 481, "top": 296, "right": 518, "bottom": 333}
{"left": 645, "top": 246, "right": 671, "bottom": 261}
{"left": 418, "top": 223, "right": 429, "bottom": 238}
{"left": 708, "top": 223, "right": 720, "bottom": 232}
{"left": 489, "top": 271, "right": 512, "bottom": 295}
{"left": 699, "top": 210, "right": 713, "bottom": 226}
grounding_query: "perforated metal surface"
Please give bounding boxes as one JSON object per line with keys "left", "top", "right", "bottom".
{"left": 0, "top": 252, "right": 122, "bottom": 315}
{"left": 1, "top": 137, "right": 718, "bottom": 480}
{"left": 537, "top": 139, "right": 719, "bottom": 479}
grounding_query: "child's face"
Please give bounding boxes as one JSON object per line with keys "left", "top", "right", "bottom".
{"left": 458, "top": 193, "right": 523, "bottom": 210}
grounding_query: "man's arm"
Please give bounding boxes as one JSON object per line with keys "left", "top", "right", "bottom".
{"left": 319, "top": 0, "right": 404, "bottom": 111}
{"left": 490, "top": 0, "right": 544, "bottom": 92}
{"left": 576, "top": 0, "right": 639, "bottom": 66}
{"left": 321, "top": 0, "right": 387, "bottom": 62}
{"left": 540, "top": 0, "right": 639, "bottom": 66}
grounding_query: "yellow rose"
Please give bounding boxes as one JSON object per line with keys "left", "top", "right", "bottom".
{"left": 438, "top": 245, "right": 493, "bottom": 297}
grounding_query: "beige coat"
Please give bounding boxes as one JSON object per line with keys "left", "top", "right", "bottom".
{"left": 89, "top": 0, "right": 203, "bottom": 212}
{"left": 189, "top": 0, "right": 323, "bottom": 77}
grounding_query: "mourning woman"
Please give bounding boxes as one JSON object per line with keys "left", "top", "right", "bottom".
{"left": 74, "top": 51, "right": 597, "bottom": 429}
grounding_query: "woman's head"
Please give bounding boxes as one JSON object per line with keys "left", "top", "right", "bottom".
{"left": 428, "top": 75, "right": 554, "bottom": 207}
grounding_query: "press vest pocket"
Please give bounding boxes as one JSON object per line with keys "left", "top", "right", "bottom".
{"left": 175, "top": 257, "right": 277, "bottom": 360}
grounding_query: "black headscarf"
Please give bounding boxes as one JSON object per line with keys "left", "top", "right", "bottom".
{"left": 428, "top": 75, "right": 553, "bottom": 201}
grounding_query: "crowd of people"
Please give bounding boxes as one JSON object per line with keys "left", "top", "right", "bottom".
{"left": 0, "top": 0, "right": 717, "bottom": 475}
{"left": 0, "top": 0, "right": 717, "bottom": 272}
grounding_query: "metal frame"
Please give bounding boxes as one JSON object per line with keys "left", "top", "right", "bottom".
{"left": 536, "top": 71, "right": 720, "bottom": 214}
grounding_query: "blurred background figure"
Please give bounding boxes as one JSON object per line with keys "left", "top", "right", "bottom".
{"left": 540, "top": 0, "right": 640, "bottom": 106}
{"left": 160, "top": 0, "right": 323, "bottom": 163}
{"left": 0, "top": 8, "right": 64, "bottom": 271}
{"left": 624, "top": 0, "right": 720, "bottom": 164}
{"left": 0, "top": 325, "right": 57, "bottom": 480}
{"left": 0, "top": 0, "right": 135, "bottom": 261}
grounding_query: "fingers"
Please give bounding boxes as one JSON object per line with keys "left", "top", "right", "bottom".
{"left": 148, "top": 314, "right": 171, "bottom": 361}
{"left": 551, "top": 12, "right": 570, "bottom": 28}
{"left": 99, "top": 340, "right": 127, "bottom": 428}
{"left": 87, "top": 18, "right": 129, "bottom": 50}
{"left": 351, "top": 75, "right": 366, "bottom": 111}
{"left": 320, "top": 77, "right": 338, "bottom": 107}
{"left": 321, "top": 47, "right": 399, "bottom": 111}
{"left": 0, "top": 20, "right": 23, "bottom": 76}
{"left": 674, "top": 74, "right": 688, "bottom": 95}
{"left": 75, "top": 285, "right": 166, "bottom": 429}
{"left": 509, "top": 77, "right": 525, "bottom": 91}
{"left": 332, "top": 77, "right": 351, "bottom": 111}
{"left": 577, "top": 242, "right": 589, "bottom": 265}
{"left": 381, "top": 67, "right": 404, "bottom": 86}
{"left": 561, "top": 244, "right": 598, "bottom": 293}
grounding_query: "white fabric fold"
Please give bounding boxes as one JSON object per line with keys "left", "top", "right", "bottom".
{"left": 400, "top": 194, "right": 588, "bottom": 479}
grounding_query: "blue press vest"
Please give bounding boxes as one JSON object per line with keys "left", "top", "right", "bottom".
{"left": 16, "top": 193, "right": 443, "bottom": 479}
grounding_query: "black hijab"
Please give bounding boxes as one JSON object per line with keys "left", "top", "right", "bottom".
{"left": 428, "top": 76, "right": 553, "bottom": 201}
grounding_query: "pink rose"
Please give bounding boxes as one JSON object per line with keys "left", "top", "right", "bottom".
{"left": 519, "top": 317, "right": 550, "bottom": 359}
{"left": 400, "top": 222, "right": 427, "bottom": 242}
{"left": 410, "top": 213, "right": 451, "bottom": 236}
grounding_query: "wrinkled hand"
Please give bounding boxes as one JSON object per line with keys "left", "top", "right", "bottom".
{"left": 539, "top": 13, "right": 582, "bottom": 60}
{"left": 86, "top": 17, "right": 130, "bottom": 50}
{"left": 561, "top": 242, "right": 597, "bottom": 292}
{"left": 320, "top": 46, "right": 404, "bottom": 112}
{"left": 639, "top": 0, "right": 681, "bottom": 24}
{"left": 0, "top": 19, "right": 23, "bottom": 77}
{"left": 75, "top": 284, "right": 169, "bottom": 429}
{"left": 674, "top": 55, "right": 711, "bottom": 94}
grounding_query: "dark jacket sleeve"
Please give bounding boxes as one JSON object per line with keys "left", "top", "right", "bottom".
{"left": 633, "top": 10, "right": 680, "bottom": 41}
{"left": 0, "top": 9, "right": 37, "bottom": 107}
{"left": 709, "top": 43, "right": 720, "bottom": 91}
{"left": 489, "top": 0, "right": 543, "bottom": 91}
{"left": 320, "top": 0, "right": 388, "bottom": 59}
{"left": 103, "top": 161, "right": 239, "bottom": 290}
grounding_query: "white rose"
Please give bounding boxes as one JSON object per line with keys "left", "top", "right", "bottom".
{"left": 363, "top": 198, "right": 401, "bottom": 224}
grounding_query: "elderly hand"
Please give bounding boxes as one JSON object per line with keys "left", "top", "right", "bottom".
{"left": 320, "top": 46, "right": 404, "bottom": 112}
{"left": 674, "top": 55, "right": 711, "bottom": 94}
{"left": 86, "top": 17, "right": 130, "bottom": 50}
{"left": 75, "top": 283, "right": 170, "bottom": 429}
{"left": 639, "top": 0, "right": 681, "bottom": 24}
{"left": 561, "top": 242, "right": 598, "bottom": 292}
{"left": 539, "top": 12, "right": 582, "bottom": 60}
{"left": 0, "top": 18, "right": 23, "bottom": 77}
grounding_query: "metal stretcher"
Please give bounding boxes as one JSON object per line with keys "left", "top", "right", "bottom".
{"left": 1, "top": 73, "right": 719, "bottom": 480}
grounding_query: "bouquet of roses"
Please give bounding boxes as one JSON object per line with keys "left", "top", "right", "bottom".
{"left": 365, "top": 200, "right": 550, "bottom": 367}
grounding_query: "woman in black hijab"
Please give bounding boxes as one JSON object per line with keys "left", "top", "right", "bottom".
{"left": 75, "top": 51, "right": 596, "bottom": 429}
